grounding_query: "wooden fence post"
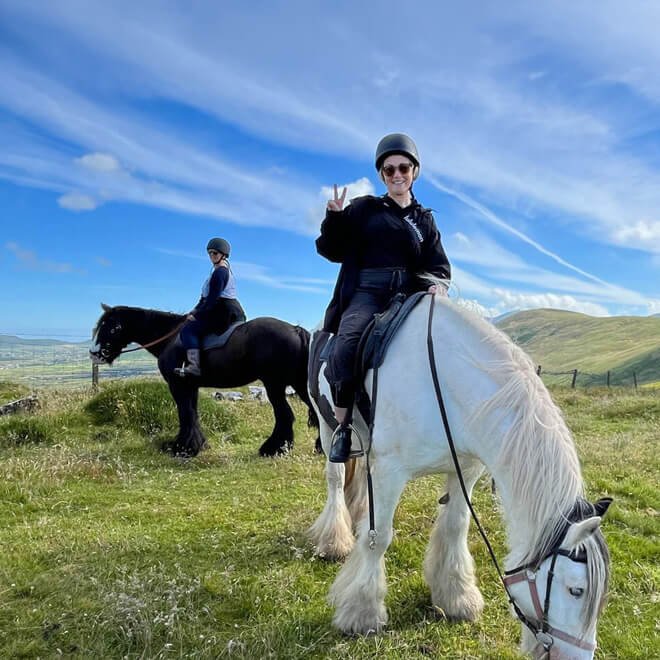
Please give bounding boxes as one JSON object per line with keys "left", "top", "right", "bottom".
{"left": 571, "top": 369, "right": 578, "bottom": 388}
{"left": 536, "top": 364, "right": 542, "bottom": 376}
{"left": 92, "top": 363, "right": 99, "bottom": 390}
{"left": 633, "top": 372, "right": 638, "bottom": 390}
{"left": 607, "top": 371, "right": 610, "bottom": 388}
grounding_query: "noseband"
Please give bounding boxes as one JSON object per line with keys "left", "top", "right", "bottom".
{"left": 426, "top": 294, "right": 595, "bottom": 656}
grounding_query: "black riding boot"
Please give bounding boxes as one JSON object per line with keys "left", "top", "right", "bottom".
{"left": 329, "top": 424, "right": 352, "bottom": 463}
{"left": 174, "top": 349, "right": 201, "bottom": 378}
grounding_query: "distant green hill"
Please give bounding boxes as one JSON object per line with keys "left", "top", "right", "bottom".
{"left": 496, "top": 309, "right": 660, "bottom": 386}
{"left": 0, "top": 334, "right": 90, "bottom": 347}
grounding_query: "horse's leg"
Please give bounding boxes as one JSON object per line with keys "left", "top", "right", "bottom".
{"left": 188, "top": 386, "right": 208, "bottom": 454}
{"left": 344, "top": 456, "right": 368, "bottom": 528}
{"left": 164, "top": 380, "right": 205, "bottom": 457}
{"left": 423, "top": 463, "right": 485, "bottom": 621}
{"left": 292, "top": 379, "right": 322, "bottom": 454}
{"left": 259, "top": 381, "right": 294, "bottom": 456}
{"left": 329, "top": 459, "right": 408, "bottom": 635}
{"left": 308, "top": 422, "right": 354, "bottom": 560}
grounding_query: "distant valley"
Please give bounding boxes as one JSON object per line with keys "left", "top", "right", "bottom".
{"left": 2, "top": 307, "right": 659, "bottom": 388}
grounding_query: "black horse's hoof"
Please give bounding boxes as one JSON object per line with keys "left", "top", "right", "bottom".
{"left": 259, "top": 438, "right": 292, "bottom": 457}
{"left": 161, "top": 440, "right": 196, "bottom": 457}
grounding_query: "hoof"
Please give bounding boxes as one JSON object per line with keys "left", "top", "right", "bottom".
{"left": 160, "top": 440, "right": 198, "bottom": 458}
{"left": 258, "top": 438, "right": 292, "bottom": 457}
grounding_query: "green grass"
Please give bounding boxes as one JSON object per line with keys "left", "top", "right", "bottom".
{"left": 0, "top": 379, "right": 31, "bottom": 403}
{"left": 498, "top": 309, "right": 660, "bottom": 386}
{"left": 0, "top": 382, "right": 657, "bottom": 658}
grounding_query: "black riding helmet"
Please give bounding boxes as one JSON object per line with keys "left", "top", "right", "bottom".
{"left": 206, "top": 237, "right": 231, "bottom": 257}
{"left": 375, "top": 133, "right": 420, "bottom": 175}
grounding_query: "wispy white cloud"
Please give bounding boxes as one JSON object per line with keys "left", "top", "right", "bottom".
{"left": 57, "top": 192, "right": 98, "bottom": 211}
{"left": 5, "top": 241, "right": 85, "bottom": 274}
{"left": 154, "top": 248, "right": 332, "bottom": 294}
{"left": 76, "top": 152, "right": 121, "bottom": 173}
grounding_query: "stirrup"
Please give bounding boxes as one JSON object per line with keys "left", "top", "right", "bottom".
{"left": 174, "top": 363, "right": 200, "bottom": 378}
{"left": 329, "top": 423, "right": 365, "bottom": 461}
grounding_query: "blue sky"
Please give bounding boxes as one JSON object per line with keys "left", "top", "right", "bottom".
{"left": 1, "top": 1, "right": 660, "bottom": 340}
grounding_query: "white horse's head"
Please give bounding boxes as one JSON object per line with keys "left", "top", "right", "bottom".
{"left": 507, "top": 499, "right": 612, "bottom": 660}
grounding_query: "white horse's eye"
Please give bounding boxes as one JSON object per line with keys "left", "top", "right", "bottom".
{"left": 569, "top": 586, "right": 584, "bottom": 598}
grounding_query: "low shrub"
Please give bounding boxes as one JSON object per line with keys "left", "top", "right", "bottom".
{"left": 0, "top": 415, "right": 55, "bottom": 447}
{"left": 0, "top": 380, "right": 31, "bottom": 404}
{"left": 84, "top": 380, "right": 237, "bottom": 438}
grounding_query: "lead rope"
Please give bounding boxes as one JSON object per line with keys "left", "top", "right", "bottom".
{"left": 425, "top": 294, "right": 542, "bottom": 638}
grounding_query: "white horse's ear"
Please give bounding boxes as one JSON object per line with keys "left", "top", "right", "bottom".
{"left": 101, "top": 303, "right": 111, "bottom": 312}
{"left": 561, "top": 516, "right": 602, "bottom": 550}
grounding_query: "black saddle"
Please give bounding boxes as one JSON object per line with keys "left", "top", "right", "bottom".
{"left": 309, "top": 291, "right": 427, "bottom": 429}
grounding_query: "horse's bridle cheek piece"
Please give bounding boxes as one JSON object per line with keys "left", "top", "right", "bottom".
{"left": 503, "top": 552, "right": 596, "bottom": 655}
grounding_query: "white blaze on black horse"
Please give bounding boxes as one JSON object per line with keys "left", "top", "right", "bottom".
{"left": 90, "top": 304, "right": 318, "bottom": 457}
{"left": 308, "top": 295, "right": 611, "bottom": 660}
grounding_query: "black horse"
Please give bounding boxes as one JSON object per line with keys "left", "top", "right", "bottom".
{"left": 90, "top": 304, "right": 318, "bottom": 457}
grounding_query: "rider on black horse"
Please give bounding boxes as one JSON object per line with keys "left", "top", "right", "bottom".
{"left": 175, "top": 237, "right": 247, "bottom": 377}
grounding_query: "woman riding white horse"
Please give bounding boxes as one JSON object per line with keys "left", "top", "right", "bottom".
{"left": 308, "top": 293, "right": 611, "bottom": 660}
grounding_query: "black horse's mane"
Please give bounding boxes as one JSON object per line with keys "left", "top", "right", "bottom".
{"left": 93, "top": 305, "right": 185, "bottom": 339}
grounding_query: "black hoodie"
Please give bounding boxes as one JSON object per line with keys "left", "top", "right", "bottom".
{"left": 316, "top": 194, "right": 451, "bottom": 333}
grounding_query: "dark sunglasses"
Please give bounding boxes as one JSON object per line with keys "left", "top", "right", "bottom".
{"left": 208, "top": 250, "right": 221, "bottom": 256}
{"left": 382, "top": 162, "right": 413, "bottom": 177}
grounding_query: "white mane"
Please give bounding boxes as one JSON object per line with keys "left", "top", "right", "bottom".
{"left": 443, "top": 301, "right": 609, "bottom": 626}
{"left": 445, "top": 301, "right": 584, "bottom": 561}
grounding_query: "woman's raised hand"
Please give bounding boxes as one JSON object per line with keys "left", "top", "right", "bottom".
{"left": 327, "top": 184, "right": 347, "bottom": 211}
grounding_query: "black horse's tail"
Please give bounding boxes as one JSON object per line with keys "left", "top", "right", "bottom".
{"left": 294, "top": 325, "right": 319, "bottom": 429}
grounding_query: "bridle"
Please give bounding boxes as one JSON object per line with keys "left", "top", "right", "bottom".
{"left": 94, "top": 318, "right": 186, "bottom": 360}
{"left": 503, "top": 550, "right": 595, "bottom": 655}
{"left": 425, "top": 294, "right": 595, "bottom": 656}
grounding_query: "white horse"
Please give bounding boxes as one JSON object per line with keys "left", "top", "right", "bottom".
{"left": 308, "top": 295, "right": 611, "bottom": 660}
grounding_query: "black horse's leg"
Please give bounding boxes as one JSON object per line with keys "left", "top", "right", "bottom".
{"left": 189, "top": 387, "right": 209, "bottom": 454}
{"left": 164, "top": 379, "right": 206, "bottom": 457}
{"left": 259, "top": 381, "right": 294, "bottom": 457}
{"left": 292, "top": 378, "right": 322, "bottom": 454}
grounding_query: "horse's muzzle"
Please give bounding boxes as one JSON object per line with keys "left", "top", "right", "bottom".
{"left": 89, "top": 348, "right": 110, "bottom": 364}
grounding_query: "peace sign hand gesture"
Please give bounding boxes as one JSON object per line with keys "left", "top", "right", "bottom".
{"left": 327, "top": 184, "right": 347, "bottom": 212}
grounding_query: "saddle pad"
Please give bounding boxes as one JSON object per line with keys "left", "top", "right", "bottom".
{"left": 201, "top": 322, "right": 243, "bottom": 351}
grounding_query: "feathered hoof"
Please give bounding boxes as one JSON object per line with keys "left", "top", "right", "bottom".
{"left": 311, "top": 538, "right": 354, "bottom": 562}
{"left": 160, "top": 440, "right": 198, "bottom": 458}
{"left": 258, "top": 438, "right": 292, "bottom": 457}
{"left": 434, "top": 586, "right": 484, "bottom": 622}
{"left": 331, "top": 603, "right": 388, "bottom": 636}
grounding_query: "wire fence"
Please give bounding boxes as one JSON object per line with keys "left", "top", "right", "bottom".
{"left": 537, "top": 366, "right": 642, "bottom": 389}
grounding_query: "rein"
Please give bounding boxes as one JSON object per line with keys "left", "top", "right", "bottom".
{"left": 119, "top": 320, "right": 186, "bottom": 354}
{"left": 425, "top": 294, "right": 594, "bottom": 656}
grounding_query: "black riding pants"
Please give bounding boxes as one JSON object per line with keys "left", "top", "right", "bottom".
{"left": 181, "top": 298, "right": 247, "bottom": 349}
{"left": 326, "top": 269, "right": 408, "bottom": 408}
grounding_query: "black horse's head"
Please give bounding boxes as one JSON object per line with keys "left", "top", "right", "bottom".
{"left": 90, "top": 303, "right": 126, "bottom": 365}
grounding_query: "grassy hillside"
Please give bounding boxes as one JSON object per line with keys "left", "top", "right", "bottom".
{"left": 497, "top": 309, "right": 660, "bottom": 385}
{"left": 0, "top": 380, "right": 657, "bottom": 658}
